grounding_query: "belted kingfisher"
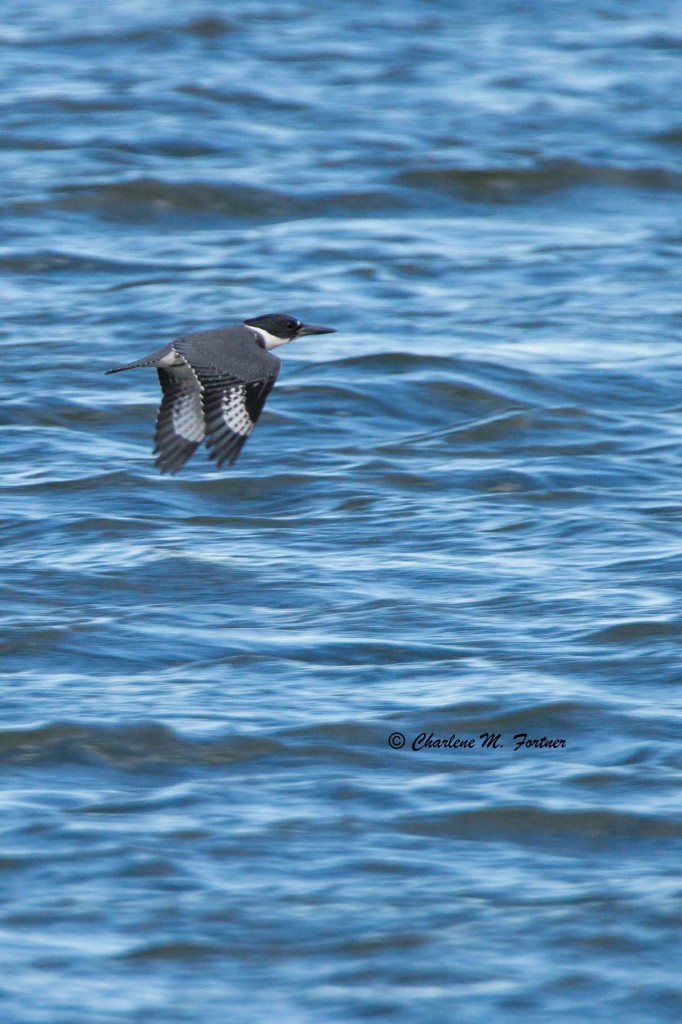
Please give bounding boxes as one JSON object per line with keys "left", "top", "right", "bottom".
{"left": 106, "top": 313, "right": 336, "bottom": 474}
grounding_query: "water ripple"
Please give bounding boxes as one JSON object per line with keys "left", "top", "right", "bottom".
{"left": 2, "top": 0, "right": 682, "bottom": 1020}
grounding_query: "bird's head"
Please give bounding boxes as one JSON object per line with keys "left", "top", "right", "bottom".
{"left": 244, "top": 313, "right": 336, "bottom": 350}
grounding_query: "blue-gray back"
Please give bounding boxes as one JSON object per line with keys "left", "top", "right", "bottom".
{"left": 174, "top": 325, "right": 280, "bottom": 383}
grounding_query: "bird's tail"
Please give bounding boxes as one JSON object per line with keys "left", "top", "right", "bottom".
{"left": 105, "top": 358, "right": 154, "bottom": 375}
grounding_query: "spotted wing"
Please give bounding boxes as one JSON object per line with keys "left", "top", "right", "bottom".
{"left": 154, "top": 363, "right": 205, "bottom": 474}
{"left": 198, "top": 368, "right": 279, "bottom": 468}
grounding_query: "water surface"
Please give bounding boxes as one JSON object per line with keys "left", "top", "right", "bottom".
{"left": 1, "top": 1, "right": 682, "bottom": 1021}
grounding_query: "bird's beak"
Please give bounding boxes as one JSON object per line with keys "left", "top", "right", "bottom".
{"left": 297, "top": 323, "right": 336, "bottom": 337}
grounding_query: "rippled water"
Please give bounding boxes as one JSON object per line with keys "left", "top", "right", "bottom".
{"left": 2, "top": 1, "right": 682, "bottom": 1021}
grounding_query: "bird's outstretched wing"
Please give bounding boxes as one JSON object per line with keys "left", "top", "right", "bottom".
{"left": 154, "top": 362, "right": 205, "bottom": 474}
{"left": 199, "top": 368, "right": 280, "bottom": 468}
{"left": 165, "top": 328, "right": 281, "bottom": 470}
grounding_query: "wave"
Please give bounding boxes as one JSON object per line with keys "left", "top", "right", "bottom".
{"left": 401, "top": 805, "right": 682, "bottom": 842}
{"left": 397, "top": 160, "right": 682, "bottom": 202}
{"left": 0, "top": 721, "right": 283, "bottom": 768}
{"left": 0, "top": 249, "right": 169, "bottom": 274}
{"left": 0, "top": 698, "right": 660, "bottom": 771}
{"left": 0, "top": 17, "right": 235, "bottom": 49}
{"left": 53, "top": 179, "right": 305, "bottom": 219}
{"left": 47, "top": 178, "right": 406, "bottom": 221}
{"left": 22, "top": 160, "right": 678, "bottom": 226}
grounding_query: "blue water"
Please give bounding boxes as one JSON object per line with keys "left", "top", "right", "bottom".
{"left": 2, "top": 1, "right": 682, "bottom": 1020}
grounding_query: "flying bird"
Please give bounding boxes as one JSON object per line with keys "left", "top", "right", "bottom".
{"left": 106, "top": 313, "right": 335, "bottom": 474}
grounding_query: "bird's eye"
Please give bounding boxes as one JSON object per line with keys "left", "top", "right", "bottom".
{"left": 287, "top": 319, "right": 299, "bottom": 331}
